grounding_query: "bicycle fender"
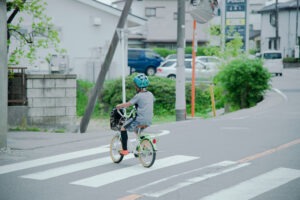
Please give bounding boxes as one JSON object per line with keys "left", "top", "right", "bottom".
{"left": 141, "top": 136, "right": 157, "bottom": 151}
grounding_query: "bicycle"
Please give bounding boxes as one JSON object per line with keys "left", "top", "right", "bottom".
{"left": 109, "top": 107, "right": 157, "bottom": 168}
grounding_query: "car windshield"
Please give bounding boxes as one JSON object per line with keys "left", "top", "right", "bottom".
{"left": 263, "top": 53, "right": 282, "bottom": 59}
{"left": 161, "top": 61, "right": 176, "bottom": 67}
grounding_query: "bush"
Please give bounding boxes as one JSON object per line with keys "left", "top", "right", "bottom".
{"left": 100, "top": 74, "right": 214, "bottom": 116}
{"left": 283, "top": 57, "right": 300, "bottom": 63}
{"left": 100, "top": 74, "right": 176, "bottom": 116}
{"left": 185, "top": 83, "right": 212, "bottom": 114}
{"left": 214, "top": 57, "right": 271, "bottom": 110}
{"left": 77, "top": 80, "right": 101, "bottom": 117}
{"left": 153, "top": 48, "right": 176, "bottom": 58}
{"left": 153, "top": 46, "right": 221, "bottom": 59}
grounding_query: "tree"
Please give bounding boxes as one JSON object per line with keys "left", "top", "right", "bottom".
{"left": 6, "top": 0, "right": 65, "bottom": 65}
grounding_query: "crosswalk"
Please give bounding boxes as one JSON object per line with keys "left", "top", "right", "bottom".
{"left": 1, "top": 144, "right": 299, "bottom": 199}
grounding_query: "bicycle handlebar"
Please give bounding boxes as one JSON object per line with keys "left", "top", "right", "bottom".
{"left": 116, "top": 106, "right": 136, "bottom": 120}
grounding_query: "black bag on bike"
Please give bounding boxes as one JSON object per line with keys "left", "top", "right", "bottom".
{"left": 110, "top": 108, "right": 124, "bottom": 131}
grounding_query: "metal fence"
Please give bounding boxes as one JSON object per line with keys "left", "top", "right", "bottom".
{"left": 8, "top": 67, "right": 27, "bottom": 105}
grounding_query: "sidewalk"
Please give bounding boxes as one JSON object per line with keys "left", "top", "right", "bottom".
{"left": 5, "top": 118, "right": 111, "bottom": 151}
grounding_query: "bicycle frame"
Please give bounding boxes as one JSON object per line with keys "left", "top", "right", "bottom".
{"left": 111, "top": 106, "right": 157, "bottom": 168}
{"left": 114, "top": 128, "right": 157, "bottom": 154}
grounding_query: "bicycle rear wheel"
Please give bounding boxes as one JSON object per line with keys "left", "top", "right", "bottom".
{"left": 138, "top": 139, "right": 156, "bottom": 168}
{"left": 110, "top": 135, "right": 124, "bottom": 163}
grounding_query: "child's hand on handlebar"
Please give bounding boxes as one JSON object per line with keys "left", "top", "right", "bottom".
{"left": 116, "top": 104, "right": 123, "bottom": 109}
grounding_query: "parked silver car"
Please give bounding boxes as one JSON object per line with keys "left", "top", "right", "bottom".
{"left": 156, "top": 59, "right": 219, "bottom": 82}
{"left": 196, "top": 56, "right": 222, "bottom": 68}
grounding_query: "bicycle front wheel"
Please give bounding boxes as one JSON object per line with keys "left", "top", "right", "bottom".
{"left": 110, "top": 135, "right": 124, "bottom": 163}
{"left": 138, "top": 139, "right": 156, "bottom": 168}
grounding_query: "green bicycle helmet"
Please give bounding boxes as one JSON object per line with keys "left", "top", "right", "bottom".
{"left": 133, "top": 74, "right": 149, "bottom": 88}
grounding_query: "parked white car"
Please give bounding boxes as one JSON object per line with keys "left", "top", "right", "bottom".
{"left": 258, "top": 51, "right": 283, "bottom": 76}
{"left": 156, "top": 59, "right": 219, "bottom": 82}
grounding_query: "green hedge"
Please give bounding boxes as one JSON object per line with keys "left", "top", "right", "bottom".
{"left": 76, "top": 80, "right": 101, "bottom": 117}
{"left": 99, "top": 74, "right": 214, "bottom": 116}
{"left": 283, "top": 57, "right": 300, "bottom": 63}
{"left": 153, "top": 46, "right": 220, "bottom": 58}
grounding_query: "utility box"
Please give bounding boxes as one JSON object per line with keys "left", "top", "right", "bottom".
{"left": 50, "top": 54, "right": 69, "bottom": 74}
{"left": 295, "top": 45, "right": 299, "bottom": 58}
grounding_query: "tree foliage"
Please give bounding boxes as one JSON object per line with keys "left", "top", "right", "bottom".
{"left": 7, "top": 0, "right": 65, "bottom": 65}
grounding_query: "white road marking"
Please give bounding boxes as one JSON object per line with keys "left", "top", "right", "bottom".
{"left": 155, "top": 130, "right": 170, "bottom": 137}
{"left": 199, "top": 167, "right": 300, "bottom": 200}
{"left": 70, "top": 155, "right": 199, "bottom": 188}
{"left": 220, "top": 127, "right": 249, "bottom": 130}
{"left": 0, "top": 146, "right": 109, "bottom": 175}
{"left": 129, "top": 161, "right": 236, "bottom": 194}
{"left": 142, "top": 162, "right": 250, "bottom": 198}
{"left": 272, "top": 88, "right": 288, "bottom": 101}
{"left": 20, "top": 155, "right": 134, "bottom": 180}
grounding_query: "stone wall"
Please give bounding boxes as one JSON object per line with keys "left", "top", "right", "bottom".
{"left": 25, "top": 74, "right": 77, "bottom": 130}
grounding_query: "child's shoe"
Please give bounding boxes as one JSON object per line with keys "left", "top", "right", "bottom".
{"left": 119, "top": 150, "right": 129, "bottom": 155}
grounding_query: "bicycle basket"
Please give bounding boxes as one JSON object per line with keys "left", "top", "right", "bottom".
{"left": 110, "top": 108, "right": 125, "bottom": 131}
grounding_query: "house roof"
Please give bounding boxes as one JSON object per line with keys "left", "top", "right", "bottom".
{"left": 258, "top": 0, "right": 300, "bottom": 13}
{"left": 74, "top": 0, "right": 147, "bottom": 26}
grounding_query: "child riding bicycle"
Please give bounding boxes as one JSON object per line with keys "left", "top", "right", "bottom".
{"left": 116, "top": 74, "right": 155, "bottom": 156}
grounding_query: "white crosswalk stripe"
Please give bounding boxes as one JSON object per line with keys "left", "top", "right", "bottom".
{"left": 70, "top": 155, "right": 199, "bottom": 188}
{"left": 20, "top": 154, "right": 134, "bottom": 180}
{"left": 130, "top": 161, "right": 250, "bottom": 198}
{"left": 199, "top": 167, "right": 300, "bottom": 200}
{"left": 0, "top": 146, "right": 109, "bottom": 175}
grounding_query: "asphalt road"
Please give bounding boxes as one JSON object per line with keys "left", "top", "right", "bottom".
{"left": 0, "top": 68, "right": 299, "bottom": 200}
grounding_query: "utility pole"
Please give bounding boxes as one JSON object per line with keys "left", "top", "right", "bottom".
{"left": 275, "top": 0, "right": 279, "bottom": 50}
{"left": 80, "top": 0, "right": 133, "bottom": 133}
{"left": 0, "top": 0, "right": 8, "bottom": 148}
{"left": 296, "top": 0, "right": 299, "bottom": 47}
{"left": 176, "top": 0, "right": 186, "bottom": 121}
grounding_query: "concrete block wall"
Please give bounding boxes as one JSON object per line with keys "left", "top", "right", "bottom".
{"left": 26, "top": 74, "right": 77, "bottom": 130}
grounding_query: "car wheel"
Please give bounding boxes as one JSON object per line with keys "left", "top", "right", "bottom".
{"left": 167, "top": 74, "right": 176, "bottom": 80}
{"left": 146, "top": 67, "right": 156, "bottom": 76}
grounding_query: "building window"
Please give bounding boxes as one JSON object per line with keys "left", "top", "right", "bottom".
{"left": 269, "top": 12, "right": 276, "bottom": 27}
{"left": 145, "top": 7, "right": 156, "bottom": 17}
{"left": 268, "top": 37, "right": 280, "bottom": 50}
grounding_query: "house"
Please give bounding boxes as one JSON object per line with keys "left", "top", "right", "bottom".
{"left": 258, "top": 0, "right": 300, "bottom": 57}
{"left": 111, "top": 0, "right": 277, "bottom": 53}
{"left": 112, "top": 0, "right": 213, "bottom": 49}
{"left": 8, "top": 0, "right": 147, "bottom": 81}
